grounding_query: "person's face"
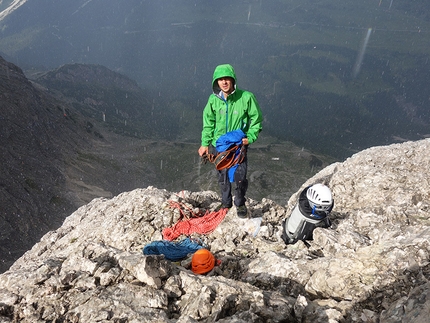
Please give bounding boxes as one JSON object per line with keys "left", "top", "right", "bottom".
{"left": 217, "top": 77, "right": 234, "bottom": 95}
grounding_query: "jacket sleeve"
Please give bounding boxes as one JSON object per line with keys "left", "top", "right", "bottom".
{"left": 245, "top": 93, "right": 263, "bottom": 144}
{"left": 201, "top": 98, "right": 216, "bottom": 146}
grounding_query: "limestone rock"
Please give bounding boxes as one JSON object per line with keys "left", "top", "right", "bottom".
{"left": 1, "top": 139, "right": 430, "bottom": 322}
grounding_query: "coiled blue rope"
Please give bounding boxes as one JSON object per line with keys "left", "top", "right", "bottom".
{"left": 143, "top": 238, "right": 204, "bottom": 261}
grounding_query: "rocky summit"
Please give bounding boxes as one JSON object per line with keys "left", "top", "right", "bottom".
{"left": 1, "top": 138, "right": 430, "bottom": 322}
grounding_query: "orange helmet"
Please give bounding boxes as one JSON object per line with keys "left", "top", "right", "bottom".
{"left": 191, "top": 249, "right": 215, "bottom": 275}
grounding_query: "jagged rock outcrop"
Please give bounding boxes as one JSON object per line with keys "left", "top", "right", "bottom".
{"left": 1, "top": 139, "right": 429, "bottom": 322}
{"left": 0, "top": 55, "right": 96, "bottom": 272}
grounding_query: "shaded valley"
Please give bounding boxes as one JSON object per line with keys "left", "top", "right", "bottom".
{"left": 0, "top": 57, "right": 334, "bottom": 272}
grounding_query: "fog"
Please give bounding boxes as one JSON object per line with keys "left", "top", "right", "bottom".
{"left": 1, "top": 0, "right": 429, "bottom": 159}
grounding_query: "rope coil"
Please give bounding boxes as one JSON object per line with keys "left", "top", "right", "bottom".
{"left": 201, "top": 145, "right": 246, "bottom": 170}
{"left": 162, "top": 202, "right": 228, "bottom": 241}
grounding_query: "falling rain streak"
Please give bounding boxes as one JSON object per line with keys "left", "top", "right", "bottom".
{"left": 352, "top": 28, "right": 372, "bottom": 78}
{"left": 379, "top": 0, "right": 394, "bottom": 10}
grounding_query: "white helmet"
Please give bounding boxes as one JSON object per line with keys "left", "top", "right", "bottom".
{"left": 306, "top": 183, "right": 333, "bottom": 212}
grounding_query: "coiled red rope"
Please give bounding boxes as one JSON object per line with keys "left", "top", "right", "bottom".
{"left": 162, "top": 201, "right": 228, "bottom": 241}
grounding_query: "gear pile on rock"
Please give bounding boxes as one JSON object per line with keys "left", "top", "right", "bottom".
{"left": 0, "top": 139, "right": 430, "bottom": 322}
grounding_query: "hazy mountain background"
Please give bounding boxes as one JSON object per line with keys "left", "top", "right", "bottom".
{"left": 0, "top": 0, "right": 429, "bottom": 271}
{"left": 1, "top": 0, "right": 429, "bottom": 158}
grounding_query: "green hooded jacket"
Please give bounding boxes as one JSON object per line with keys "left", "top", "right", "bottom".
{"left": 201, "top": 64, "right": 263, "bottom": 147}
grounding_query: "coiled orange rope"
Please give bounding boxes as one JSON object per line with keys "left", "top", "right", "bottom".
{"left": 162, "top": 201, "right": 228, "bottom": 241}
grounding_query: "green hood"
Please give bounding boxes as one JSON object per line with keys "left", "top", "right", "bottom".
{"left": 212, "top": 64, "right": 237, "bottom": 93}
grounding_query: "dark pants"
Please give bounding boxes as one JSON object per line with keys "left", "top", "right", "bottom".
{"left": 213, "top": 146, "right": 248, "bottom": 207}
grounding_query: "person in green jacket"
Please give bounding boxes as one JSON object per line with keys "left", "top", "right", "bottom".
{"left": 198, "top": 64, "right": 263, "bottom": 218}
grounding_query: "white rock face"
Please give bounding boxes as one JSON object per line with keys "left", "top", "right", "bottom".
{"left": 1, "top": 139, "right": 430, "bottom": 322}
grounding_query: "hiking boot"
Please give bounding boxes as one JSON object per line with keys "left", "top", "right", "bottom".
{"left": 236, "top": 205, "right": 248, "bottom": 218}
{"left": 215, "top": 203, "right": 232, "bottom": 211}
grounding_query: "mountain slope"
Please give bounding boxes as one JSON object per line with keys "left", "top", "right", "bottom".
{"left": 35, "top": 63, "right": 181, "bottom": 140}
{"left": 0, "top": 55, "right": 97, "bottom": 271}
{"left": 1, "top": 1, "right": 429, "bottom": 158}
